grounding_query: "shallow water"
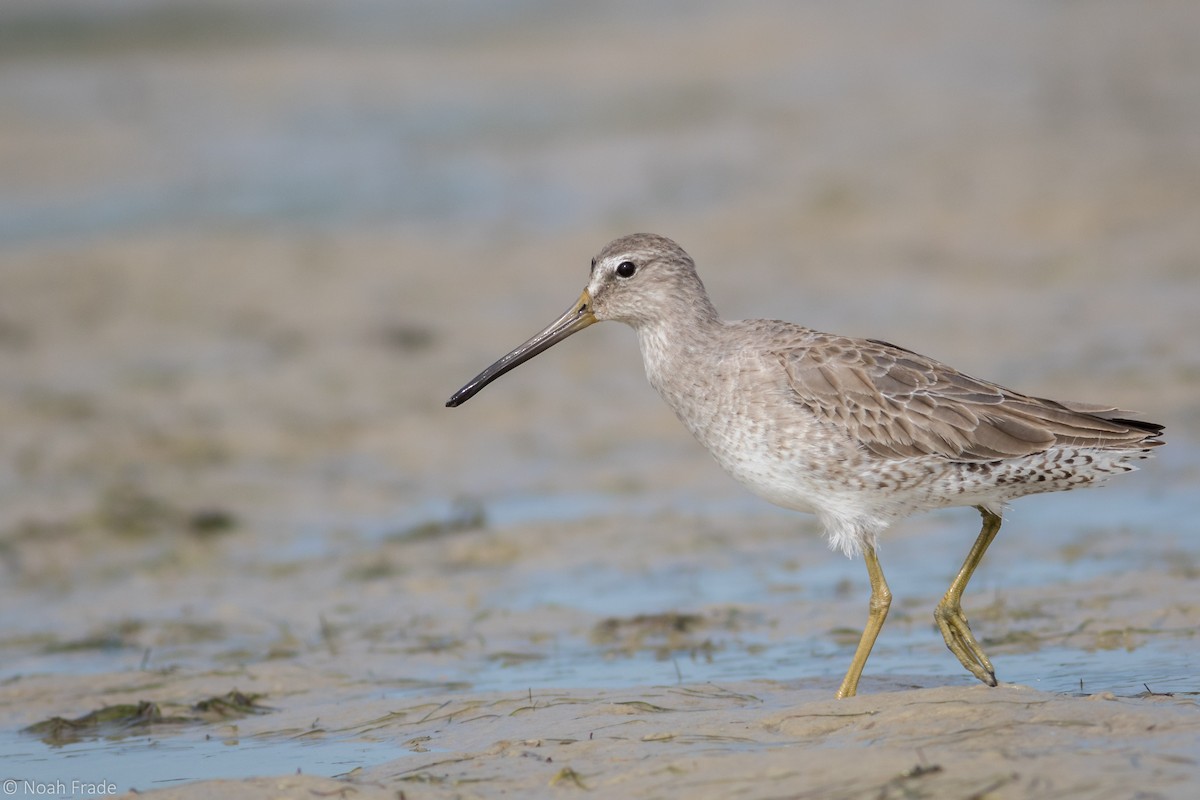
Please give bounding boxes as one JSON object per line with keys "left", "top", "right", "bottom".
{"left": 5, "top": 468, "right": 1194, "bottom": 789}
{"left": 2, "top": 1, "right": 1198, "bottom": 797}
{"left": 389, "top": 474, "right": 1199, "bottom": 697}
{"left": 0, "top": 731, "right": 398, "bottom": 797}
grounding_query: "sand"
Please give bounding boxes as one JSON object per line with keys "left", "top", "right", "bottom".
{"left": 1, "top": 2, "right": 1198, "bottom": 798}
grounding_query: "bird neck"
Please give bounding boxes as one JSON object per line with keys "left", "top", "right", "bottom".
{"left": 633, "top": 303, "right": 725, "bottom": 406}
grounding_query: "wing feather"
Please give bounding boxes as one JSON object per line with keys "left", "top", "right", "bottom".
{"left": 775, "top": 331, "right": 1162, "bottom": 461}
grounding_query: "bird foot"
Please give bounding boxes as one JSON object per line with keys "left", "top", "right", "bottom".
{"left": 935, "top": 601, "right": 998, "bottom": 686}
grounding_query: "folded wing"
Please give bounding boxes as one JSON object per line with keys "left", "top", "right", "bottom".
{"left": 777, "top": 334, "right": 1164, "bottom": 461}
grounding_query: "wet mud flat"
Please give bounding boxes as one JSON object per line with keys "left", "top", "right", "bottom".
{"left": 2, "top": 486, "right": 1198, "bottom": 797}
{"left": 2, "top": 1, "right": 1200, "bottom": 798}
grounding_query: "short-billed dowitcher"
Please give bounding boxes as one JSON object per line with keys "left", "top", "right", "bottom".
{"left": 446, "top": 233, "right": 1164, "bottom": 698}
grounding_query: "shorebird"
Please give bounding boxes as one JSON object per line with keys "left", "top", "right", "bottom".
{"left": 446, "top": 233, "right": 1164, "bottom": 698}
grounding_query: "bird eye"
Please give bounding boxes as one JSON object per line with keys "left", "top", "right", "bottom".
{"left": 616, "top": 261, "right": 637, "bottom": 278}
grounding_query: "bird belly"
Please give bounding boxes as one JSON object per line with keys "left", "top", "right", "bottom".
{"left": 679, "top": 399, "right": 848, "bottom": 516}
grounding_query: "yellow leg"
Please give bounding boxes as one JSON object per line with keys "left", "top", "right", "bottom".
{"left": 934, "top": 506, "right": 1001, "bottom": 686}
{"left": 836, "top": 543, "right": 892, "bottom": 699}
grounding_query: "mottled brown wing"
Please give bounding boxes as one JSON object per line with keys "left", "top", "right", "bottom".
{"left": 776, "top": 334, "right": 1156, "bottom": 461}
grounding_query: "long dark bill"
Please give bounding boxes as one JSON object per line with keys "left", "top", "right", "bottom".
{"left": 446, "top": 290, "right": 597, "bottom": 407}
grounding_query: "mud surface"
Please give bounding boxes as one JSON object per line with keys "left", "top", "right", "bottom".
{"left": 1, "top": 2, "right": 1198, "bottom": 798}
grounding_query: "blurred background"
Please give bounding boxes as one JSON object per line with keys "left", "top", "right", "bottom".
{"left": 3, "top": 0, "right": 1197, "bottom": 522}
{"left": 1, "top": 0, "right": 1198, "bottom": 785}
